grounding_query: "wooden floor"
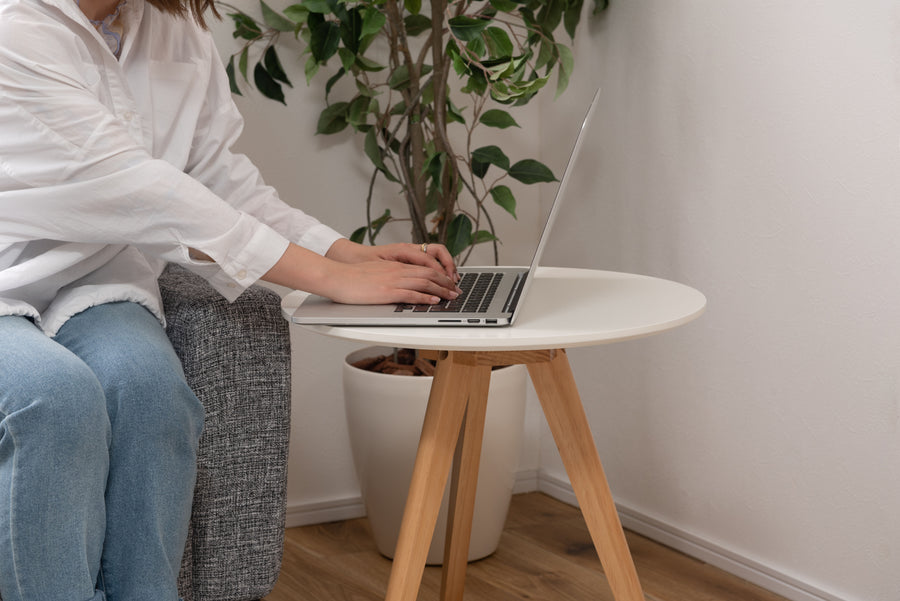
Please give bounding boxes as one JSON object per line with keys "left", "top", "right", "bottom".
{"left": 264, "top": 492, "right": 788, "bottom": 601}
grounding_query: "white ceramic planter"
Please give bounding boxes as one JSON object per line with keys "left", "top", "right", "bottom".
{"left": 343, "top": 346, "right": 527, "bottom": 565}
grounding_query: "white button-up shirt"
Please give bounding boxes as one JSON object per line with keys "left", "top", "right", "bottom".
{"left": 0, "top": 0, "right": 343, "bottom": 336}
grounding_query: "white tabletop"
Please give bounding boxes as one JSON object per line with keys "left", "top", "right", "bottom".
{"left": 281, "top": 267, "right": 706, "bottom": 352}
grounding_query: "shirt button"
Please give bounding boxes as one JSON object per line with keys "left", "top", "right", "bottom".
{"left": 122, "top": 111, "right": 134, "bottom": 121}
{"left": 236, "top": 269, "right": 247, "bottom": 279}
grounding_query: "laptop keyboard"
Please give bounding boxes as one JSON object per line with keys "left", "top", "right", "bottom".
{"left": 395, "top": 272, "right": 502, "bottom": 313}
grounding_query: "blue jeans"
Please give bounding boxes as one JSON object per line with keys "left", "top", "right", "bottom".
{"left": 0, "top": 302, "right": 204, "bottom": 601}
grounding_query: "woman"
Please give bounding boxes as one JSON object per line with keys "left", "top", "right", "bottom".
{"left": 0, "top": 0, "right": 460, "bottom": 598}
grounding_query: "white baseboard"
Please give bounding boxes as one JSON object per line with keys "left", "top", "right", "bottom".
{"left": 284, "top": 470, "right": 845, "bottom": 601}
{"left": 285, "top": 469, "right": 538, "bottom": 527}
{"left": 286, "top": 495, "right": 366, "bottom": 528}
{"left": 535, "top": 472, "right": 845, "bottom": 601}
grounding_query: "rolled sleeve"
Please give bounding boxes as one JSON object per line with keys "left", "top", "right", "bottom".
{"left": 184, "top": 216, "right": 291, "bottom": 301}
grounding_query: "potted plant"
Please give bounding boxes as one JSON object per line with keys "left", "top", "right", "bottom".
{"left": 217, "top": 0, "right": 608, "bottom": 562}
{"left": 219, "top": 0, "right": 607, "bottom": 259}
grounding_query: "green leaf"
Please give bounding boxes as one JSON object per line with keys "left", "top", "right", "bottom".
{"left": 466, "top": 36, "right": 486, "bottom": 59}
{"left": 484, "top": 27, "right": 514, "bottom": 58}
{"left": 490, "top": 185, "right": 516, "bottom": 217}
{"left": 338, "top": 47, "right": 356, "bottom": 71}
{"left": 447, "top": 97, "right": 466, "bottom": 124}
{"left": 424, "top": 151, "right": 447, "bottom": 186}
{"left": 473, "top": 230, "right": 499, "bottom": 244}
{"left": 355, "top": 55, "right": 385, "bottom": 72}
{"left": 329, "top": 0, "right": 350, "bottom": 23}
{"left": 261, "top": 0, "right": 296, "bottom": 31}
{"left": 471, "top": 145, "right": 509, "bottom": 179}
{"left": 362, "top": 7, "right": 386, "bottom": 36}
{"left": 370, "top": 208, "right": 392, "bottom": 240}
{"left": 253, "top": 63, "right": 285, "bottom": 103}
{"left": 283, "top": 3, "right": 309, "bottom": 23}
{"left": 264, "top": 46, "right": 292, "bottom": 87}
{"left": 339, "top": 6, "right": 363, "bottom": 54}
{"left": 508, "top": 159, "right": 556, "bottom": 184}
{"left": 309, "top": 13, "right": 341, "bottom": 63}
{"left": 404, "top": 0, "right": 421, "bottom": 15}
{"left": 229, "top": 11, "right": 262, "bottom": 40}
{"left": 387, "top": 64, "right": 410, "bottom": 90}
{"left": 317, "top": 102, "right": 349, "bottom": 134}
{"left": 238, "top": 47, "right": 249, "bottom": 81}
{"left": 226, "top": 55, "right": 242, "bottom": 95}
{"left": 351, "top": 208, "right": 392, "bottom": 244}
{"left": 301, "top": 0, "right": 331, "bottom": 14}
{"left": 349, "top": 226, "right": 367, "bottom": 243}
{"left": 355, "top": 79, "right": 379, "bottom": 97}
{"left": 448, "top": 16, "right": 489, "bottom": 42}
{"left": 325, "top": 67, "right": 345, "bottom": 98}
{"left": 347, "top": 95, "right": 371, "bottom": 129}
{"left": 304, "top": 54, "right": 319, "bottom": 84}
{"left": 445, "top": 214, "right": 473, "bottom": 257}
{"left": 489, "top": 0, "right": 519, "bottom": 12}
{"left": 364, "top": 129, "right": 385, "bottom": 169}
{"left": 535, "top": 37, "right": 554, "bottom": 71}
{"left": 462, "top": 69, "right": 487, "bottom": 95}
{"left": 563, "top": 0, "right": 584, "bottom": 40}
{"left": 364, "top": 130, "right": 399, "bottom": 182}
{"left": 484, "top": 57, "right": 515, "bottom": 81}
{"left": 424, "top": 186, "right": 440, "bottom": 215}
{"left": 404, "top": 14, "right": 432, "bottom": 36}
{"left": 480, "top": 109, "right": 519, "bottom": 129}
{"left": 555, "top": 43, "right": 574, "bottom": 97}
{"left": 390, "top": 100, "right": 407, "bottom": 115}
{"left": 537, "top": 0, "right": 564, "bottom": 32}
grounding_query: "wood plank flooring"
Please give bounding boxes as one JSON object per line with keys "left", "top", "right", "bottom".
{"left": 263, "top": 492, "right": 788, "bottom": 601}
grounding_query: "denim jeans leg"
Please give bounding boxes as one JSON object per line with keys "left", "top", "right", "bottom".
{"left": 56, "top": 302, "right": 204, "bottom": 601}
{"left": 0, "top": 315, "right": 110, "bottom": 601}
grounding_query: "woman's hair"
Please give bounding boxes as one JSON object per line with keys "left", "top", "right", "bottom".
{"left": 146, "top": 0, "right": 220, "bottom": 29}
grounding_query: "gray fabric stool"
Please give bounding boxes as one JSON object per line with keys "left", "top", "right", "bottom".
{"left": 161, "top": 264, "right": 291, "bottom": 601}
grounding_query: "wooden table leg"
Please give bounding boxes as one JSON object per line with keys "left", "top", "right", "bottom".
{"left": 384, "top": 352, "right": 481, "bottom": 601}
{"left": 527, "top": 350, "right": 645, "bottom": 601}
{"left": 440, "top": 362, "right": 491, "bottom": 601}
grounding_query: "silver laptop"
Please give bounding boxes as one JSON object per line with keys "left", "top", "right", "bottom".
{"left": 291, "top": 88, "right": 600, "bottom": 327}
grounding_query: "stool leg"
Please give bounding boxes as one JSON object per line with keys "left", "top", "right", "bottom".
{"left": 384, "top": 353, "right": 474, "bottom": 601}
{"left": 527, "top": 350, "right": 645, "bottom": 601}
{"left": 440, "top": 364, "right": 491, "bottom": 601}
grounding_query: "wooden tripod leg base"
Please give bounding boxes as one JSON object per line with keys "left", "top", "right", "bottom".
{"left": 383, "top": 351, "right": 487, "bottom": 601}
{"left": 383, "top": 349, "right": 644, "bottom": 601}
{"left": 528, "top": 350, "right": 645, "bottom": 601}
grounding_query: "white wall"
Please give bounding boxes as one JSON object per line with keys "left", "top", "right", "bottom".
{"left": 213, "top": 2, "right": 900, "bottom": 601}
{"left": 539, "top": 3, "right": 900, "bottom": 601}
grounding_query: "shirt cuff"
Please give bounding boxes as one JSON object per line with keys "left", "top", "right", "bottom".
{"left": 296, "top": 223, "right": 345, "bottom": 256}
{"left": 195, "top": 216, "right": 290, "bottom": 301}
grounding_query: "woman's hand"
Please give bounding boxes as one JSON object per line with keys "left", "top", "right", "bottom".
{"left": 263, "top": 240, "right": 461, "bottom": 305}
{"left": 326, "top": 239, "right": 459, "bottom": 282}
{"left": 317, "top": 258, "right": 461, "bottom": 305}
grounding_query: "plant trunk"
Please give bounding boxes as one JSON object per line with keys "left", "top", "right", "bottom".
{"left": 386, "top": 0, "right": 429, "bottom": 243}
{"left": 430, "top": 0, "right": 456, "bottom": 243}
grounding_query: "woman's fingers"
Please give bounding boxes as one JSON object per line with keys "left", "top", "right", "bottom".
{"left": 325, "top": 261, "right": 460, "bottom": 305}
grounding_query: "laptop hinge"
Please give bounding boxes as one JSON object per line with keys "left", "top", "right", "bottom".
{"left": 502, "top": 272, "right": 527, "bottom": 314}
